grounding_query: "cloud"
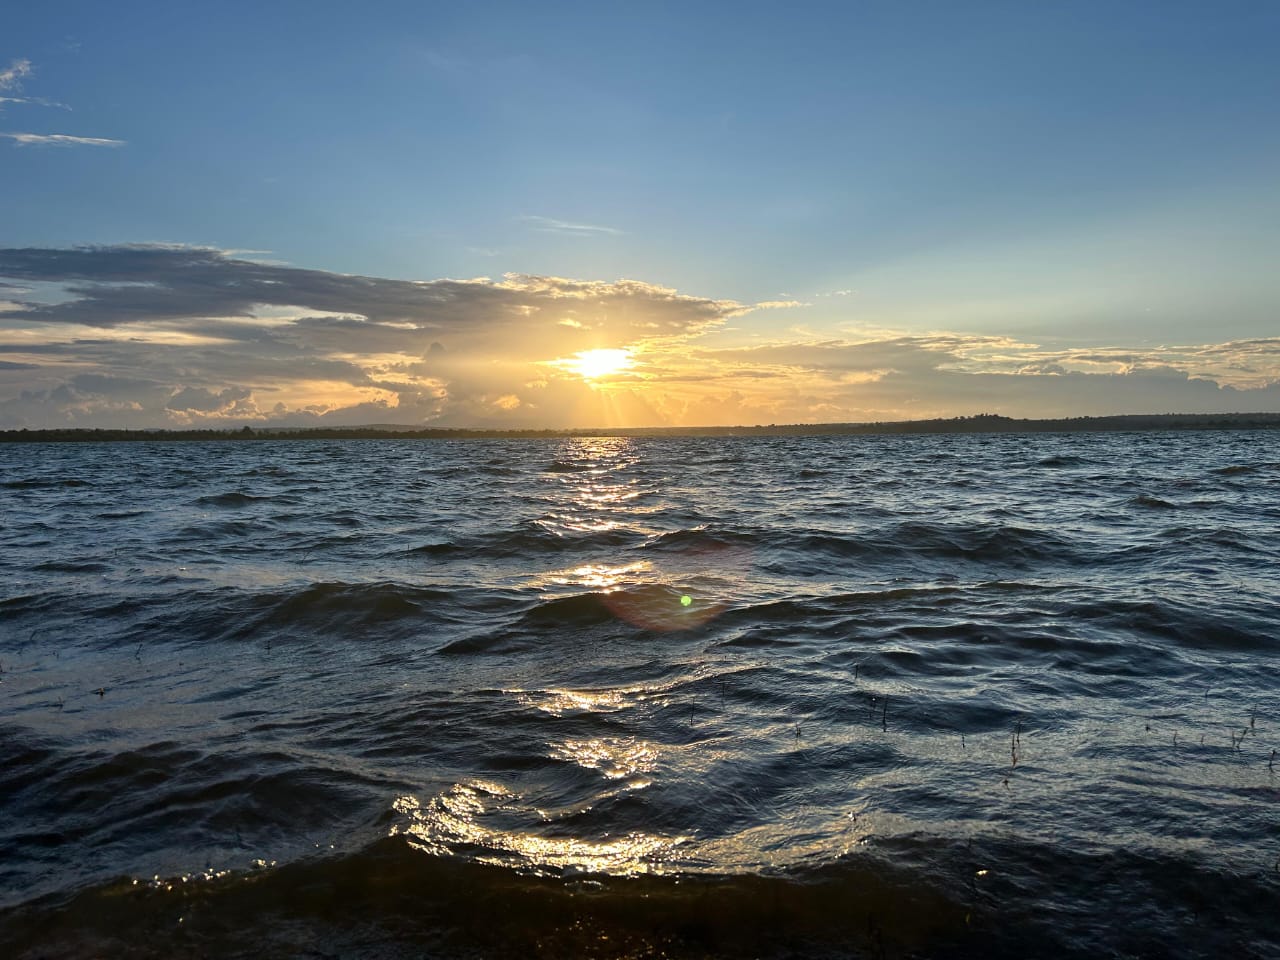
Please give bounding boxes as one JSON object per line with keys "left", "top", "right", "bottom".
{"left": 519, "top": 215, "right": 623, "bottom": 236}
{"left": 0, "top": 59, "right": 32, "bottom": 91}
{"left": 165, "top": 385, "right": 254, "bottom": 413}
{"left": 0, "top": 132, "right": 124, "bottom": 147}
{"left": 752, "top": 300, "right": 808, "bottom": 310}
{"left": 697, "top": 338, "right": 955, "bottom": 376}
{"left": 0, "top": 244, "right": 746, "bottom": 429}
{"left": 0, "top": 245, "right": 740, "bottom": 341}
{"left": 1, "top": 244, "right": 1278, "bottom": 430}
{"left": 664, "top": 336, "right": 1280, "bottom": 425}
{"left": 0, "top": 96, "right": 70, "bottom": 110}
{"left": 0, "top": 59, "right": 122, "bottom": 148}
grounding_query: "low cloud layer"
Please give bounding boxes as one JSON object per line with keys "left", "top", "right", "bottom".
{"left": 1, "top": 244, "right": 1277, "bottom": 429}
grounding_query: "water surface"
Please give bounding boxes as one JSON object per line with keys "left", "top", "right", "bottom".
{"left": 2, "top": 431, "right": 1279, "bottom": 957}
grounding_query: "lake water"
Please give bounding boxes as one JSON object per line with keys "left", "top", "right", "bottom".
{"left": 2, "top": 431, "right": 1279, "bottom": 958}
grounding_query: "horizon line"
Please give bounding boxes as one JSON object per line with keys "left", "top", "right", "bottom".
{"left": 4, "top": 411, "right": 1280, "bottom": 443}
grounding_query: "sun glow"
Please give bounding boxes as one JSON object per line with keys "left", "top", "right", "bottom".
{"left": 564, "top": 348, "right": 634, "bottom": 380}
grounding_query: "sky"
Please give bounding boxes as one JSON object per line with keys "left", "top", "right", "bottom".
{"left": 1, "top": 0, "right": 1278, "bottom": 429}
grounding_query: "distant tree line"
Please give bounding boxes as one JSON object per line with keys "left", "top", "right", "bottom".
{"left": 2, "top": 412, "right": 1279, "bottom": 444}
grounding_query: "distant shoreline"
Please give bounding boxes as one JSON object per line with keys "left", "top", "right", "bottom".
{"left": 2, "top": 412, "right": 1279, "bottom": 443}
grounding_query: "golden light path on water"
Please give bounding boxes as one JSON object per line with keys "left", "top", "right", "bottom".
{"left": 4, "top": 430, "right": 1274, "bottom": 958}
{"left": 392, "top": 788, "right": 689, "bottom": 878}
{"left": 531, "top": 435, "right": 744, "bottom": 631}
{"left": 388, "top": 435, "right": 876, "bottom": 881}
{"left": 549, "top": 737, "right": 659, "bottom": 783}
{"left": 392, "top": 435, "right": 762, "bottom": 878}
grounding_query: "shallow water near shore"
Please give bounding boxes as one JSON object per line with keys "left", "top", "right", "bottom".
{"left": 2, "top": 430, "right": 1279, "bottom": 958}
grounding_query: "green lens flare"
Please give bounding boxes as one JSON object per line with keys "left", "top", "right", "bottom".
{"left": 680, "top": 594, "right": 692, "bottom": 607}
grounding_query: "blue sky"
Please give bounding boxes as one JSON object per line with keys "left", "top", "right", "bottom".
{"left": 1, "top": 1, "right": 1278, "bottom": 428}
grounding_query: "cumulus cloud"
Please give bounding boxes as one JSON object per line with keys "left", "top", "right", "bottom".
{"left": 0, "top": 244, "right": 748, "bottom": 428}
{"left": 165, "top": 385, "right": 254, "bottom": 413}
{"left": 669, "top": 336, "right": 1280, "bottom": 424}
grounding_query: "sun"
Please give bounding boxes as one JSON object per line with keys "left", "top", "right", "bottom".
{"left": 564, "top": 348, "right": 634, "bottom": 380}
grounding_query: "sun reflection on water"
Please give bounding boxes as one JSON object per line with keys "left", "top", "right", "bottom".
{"left": 518, "top": 687, "right": 637, "bottom": 716}
{"left": 538, "top": 514, "right": 625, "bottom": 535}
{"left": 540, "top": 561, "right": 651, "bottom": 591}
{"left": 526, "top": 436, "right": 745, "bottom": 631}
{"left": 392, "top": 785, "right": 687, "bottom": 877}
{"left": 551, "top": 737, "right": 658, "bottom": 782}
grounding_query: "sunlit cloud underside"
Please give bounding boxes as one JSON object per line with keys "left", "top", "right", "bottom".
{"left": 1, "top": 245, "right": 1278, "bottom": 430}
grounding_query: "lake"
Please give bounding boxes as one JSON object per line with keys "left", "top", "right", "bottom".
{"left": 2, "top": 430, "right": 1278, "bottom": 957}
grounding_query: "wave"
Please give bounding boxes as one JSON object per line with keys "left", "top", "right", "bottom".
{"left": 3, "top": 580, "right": 474, "bottom": 650}
{"left": 1036, "top": 454, "right": 1092, "bottom": 467}
{"left": 165, "top": 518, "right": 266, "bottom": 542}
{"left": 0, "top": 834, "right": 971, "bottom": 959}
{"left": 1213, "top": 462, "right": 1280, "bottom": 476}
{"left": 1, "top": 477, "right": 91, "bottom": 489}
{"left": 405, "top": 540, "right": 458, "bottom": 555}
{"left": 643, "top": 526, "right": 758, "bottom": 553}
{"left": 1129, "top": 494, "right": 1177, "bottom": 509}
{"left": 1047, "top": 596, "right": 1279, "bottom": 652}
{"left": 878, "top": 521, "right": 1083, "bottom": 567}
{"left": 5, "top": 431, "right": 1279, "bottom": 960}
{"left": 194, "top": 491, "right": 273, "bottom": 507}
{"left": 644, "top": 521, "right": 1086, "bottom": 570}
{"left": 438, "top": 586, "right": 725, "bottom": 652}
{"left": 30, "top": 560, "right": 110, "bottom": 574}
{"left": 545, "top": 459, "right": 593, "bottom": 473}
{"left": 3, "top": 829, "right": 1273, "bottom": 960}
{"left": 409, "top": 520, "right": 638, "bottom": 559}
{"left": 234, "top": 581, "right": 464, "bottom": 638}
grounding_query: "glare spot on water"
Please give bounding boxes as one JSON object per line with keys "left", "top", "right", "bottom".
{"left": 519, "top": 687, "right": 633, "bottom": 716}
{"left": 551, "top": 737, "right": 658, "bottom": 781}
{"left": 394, "top": 786, "right": 686, "bottom": 877}
{"left": 539, "top": 561, "right": 651, "bottom": 591}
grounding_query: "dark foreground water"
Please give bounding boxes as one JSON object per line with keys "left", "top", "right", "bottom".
{"left": 2, "top": 431, "right": 1279, "bottom": 959}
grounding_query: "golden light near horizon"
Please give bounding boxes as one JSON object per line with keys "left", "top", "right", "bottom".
{"left": 562, "top": 348, "right": 634, "bottom": 381}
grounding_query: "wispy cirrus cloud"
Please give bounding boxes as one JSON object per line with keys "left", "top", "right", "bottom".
{"left": 519, "top": 215, "right": 623, "bottom": 236}
{"left": 1, "top": 132, "right": 123, "bottom": 147}
{"left": 0, "top": 58, "right": 124, "bottom": 148}
{"left": 0, "top": 59, "right": 32, "bottom": 90}
{"left": 0, "top": 96, "right": 71, "bottom": 110}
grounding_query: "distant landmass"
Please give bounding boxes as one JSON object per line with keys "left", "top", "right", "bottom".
{"left": 3, "top": 412, "right": 1280, "bottom": 443}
